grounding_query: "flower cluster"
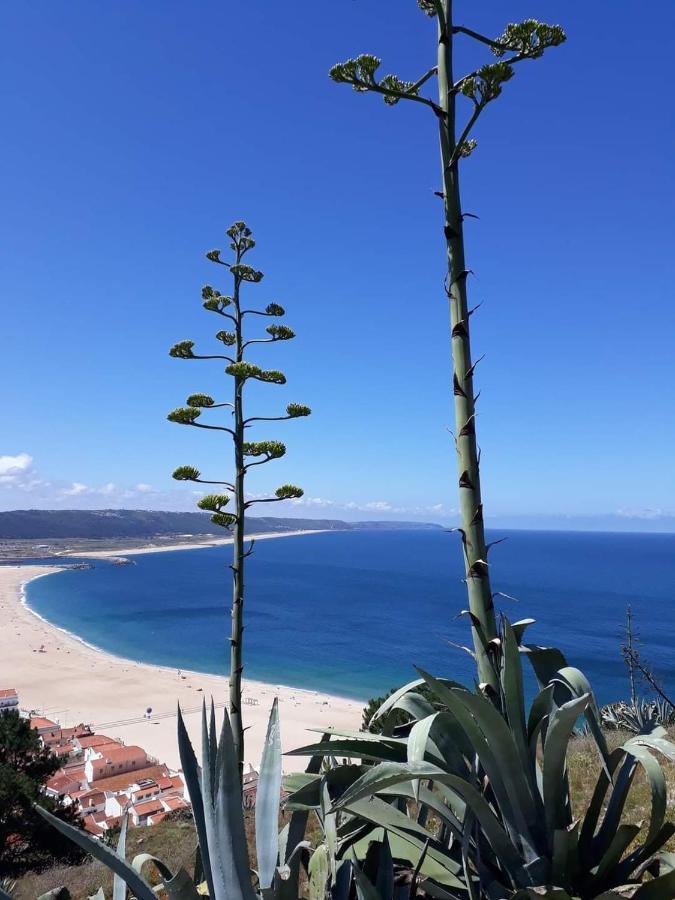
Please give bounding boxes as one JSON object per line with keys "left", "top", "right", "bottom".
{"left": 492, "top": 19, "right": 566, "bottom": 59}
{"left": 380, "top": 74, "right": 419, "bottom": 105}
{"left": 202, "top": 285, "right": 232, "bottom": 313}
{"left": 225, "top": 362, "right": 285, "bottom": 384}
{"left": 329, "top": 55, "right": 381, "bottom": 92}
{"left": 167, "top": 407, "right": 201, "bottom": 425}
{"left": 274, "top": 484, "right": 304, "bottom": 500}
{"left": 460, "top": 62, "right": 514, "bottom": 106}
{"left": 169, "top": 340, "right": 196, "bottom": 359}
{"left": 216, "top": 330, "right": 236, "bottom": 346}
{"left": 172, "top": 465, "right": 201, "bottom": 481}
{"left": 265, "top": 303, "right": 285, "bottom": 317}
{"left": 242, "top": 441, "right": 286, "bottom": 460}
{"left": 197, "top": 493, "right": 231, "bottom": 512}
{"left": 286, "top": 403, "right": 311, "bottom": 418}
{"left": 186, "top": 393, "right": 214, "bottom": 408}
{"left": 230, "top": 264, "right": 264, "bottom": 283}
{"left": 266, "top": 325, "right": 295, "bottom": 341}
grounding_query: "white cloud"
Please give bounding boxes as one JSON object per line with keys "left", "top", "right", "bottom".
{"left": 62, "top": 482, "right": 89, "bottom": 496}
{"left": 616, "top": 507, "right": 668, "bottom": 520}
{"left": 134, "top": 483, "right": 156, "bottom": 494}
{"left": 0, "top": 453, "right": 33, "bottom": 485}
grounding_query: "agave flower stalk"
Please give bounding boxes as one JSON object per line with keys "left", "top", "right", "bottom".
{"left": 168, "top": 222, "right": 310, "bottom": 779}
{"left": 329, "top": 3, "right": 565, "bottom": 692}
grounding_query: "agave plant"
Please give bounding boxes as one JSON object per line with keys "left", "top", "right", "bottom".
{"left": 289, "top": 617, "right": 675, "bottom": 899}
{"left": 601, "top": 699, "right": 675, "bottom": 736}
{"left": 36, "top": 700, "right": 326, "bottom": 900}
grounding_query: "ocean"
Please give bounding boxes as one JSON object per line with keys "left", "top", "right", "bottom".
{"left": 23, "top": 529, "right": 675, "bottom": 705}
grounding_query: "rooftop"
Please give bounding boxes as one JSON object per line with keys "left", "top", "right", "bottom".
{"left": 133, "top": 799, "right": 165, "bottom": 817}
{"left": 98, "top": 745, "right": 145, "bottom": 763}
{"left": 77, "top": 734, "right": 118, "bottom": 749}
{"left": 89, "top": 764, "right": 170, "bottom": 794}
{"left": 30, "top": 716, "right": 59, "bottom": 729}
{"left": 0, "top": 688, "right": 18, "bottom": 699}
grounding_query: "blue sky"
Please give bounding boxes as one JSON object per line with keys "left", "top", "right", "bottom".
{"left": 1, "top": 1, "right": 674, "bottom": 530}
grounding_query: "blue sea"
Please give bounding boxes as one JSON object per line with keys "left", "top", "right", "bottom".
{"left": 23, "top": 529, "right": 675, "bottom": 705}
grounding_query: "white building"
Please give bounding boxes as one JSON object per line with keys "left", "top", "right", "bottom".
{"left": 0, "top": 688, "right": 19, "bottom": 713}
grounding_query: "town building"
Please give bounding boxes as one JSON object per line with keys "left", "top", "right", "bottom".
{"left": 0, "top": 688, "right": 19, "bottom": 713}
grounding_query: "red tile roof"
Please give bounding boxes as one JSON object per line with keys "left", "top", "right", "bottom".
{"left": 133, "top": 799, "right": 165, "bottom": 817}
{"left": 30, "top": 716, "right": 58, "bottom": 729}
{"left": 149, "top": 811, "right": 169, "bottom": 825}
{"left": 163, "top": 797, "right": 189, "bottom": 811}
{"left": 99, "top": 745, "right": 145, "bottom": 763}
{"left": 77, "top": 734, "right": 119, "bottom": 749}
{"left": 0, "top": 689, "right": 18, "bottom": 699}
{"left": 90, "top": 765, "right": 170, "bottom": 793}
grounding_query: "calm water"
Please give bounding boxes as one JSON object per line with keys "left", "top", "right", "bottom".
{"left": 24, "top": 529, "right": 675, "bottom": 704}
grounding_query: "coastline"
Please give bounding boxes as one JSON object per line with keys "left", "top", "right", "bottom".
{"left": 61, "top": 528, "right": 329, "bottom": 558}
{"left": 0, "top": 530, "right": 362, "bottom": 771}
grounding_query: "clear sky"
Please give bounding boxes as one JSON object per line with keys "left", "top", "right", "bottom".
{"left": 1, "top": 1, "right": 674, "bottom": 531}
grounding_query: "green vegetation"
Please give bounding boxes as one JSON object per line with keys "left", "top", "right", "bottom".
{"left": 0, "top": 711, "right": 85, "bottom": 877}
{"left": 168, "top": 222, "right": 310, "bottom": 778}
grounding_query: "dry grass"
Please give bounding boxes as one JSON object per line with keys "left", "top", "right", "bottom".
{"left": 13, "top": 814, "right": 198, "bottom": 900}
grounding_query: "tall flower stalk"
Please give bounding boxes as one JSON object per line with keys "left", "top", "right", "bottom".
{"left": 168, "top": 222, "right": 310, "bottom": 778}
{"left": 329, "top": 3, "right": 564, "bottom": 692}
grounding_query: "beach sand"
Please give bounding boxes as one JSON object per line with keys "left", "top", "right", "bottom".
{"left": 0, "top": 533, "right": 363, "bottom": 773}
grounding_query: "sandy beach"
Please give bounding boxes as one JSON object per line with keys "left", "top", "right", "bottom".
{"left": 0, "top": 532, "right": 363, "bottom": 773}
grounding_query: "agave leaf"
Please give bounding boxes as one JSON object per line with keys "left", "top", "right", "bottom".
{"left": 351, "top": 855, "right": 381, "bottom": 900}
{"left": 502, "top": 620, "right": 530, "bottom": 776}
{"left": 552, "top": 667, "right": 610, "bottom": 769}
{"left": 416, "top": 667, "right": 538, "bottom": 843}
{"left": 321, "top": 783, "right": 339, "bottom": 877}
{"left": 633, "top": 867, "right": 675, "bottom": 898}
{"left": 375, "top": 832, "right": 394, "bottom": 900}
{"left": 287, "top": 738, "right": 406, "bottom": 763}
{"left": 177, "top": 704, "right": 214, "bottom": 900}
{"left": 200, "top": 703, "right": 227, "bottom": 898}
{"left": 371, "top": 677, "right": 464, "bottom": 723}
{"left": 308, "top": 845, "right": 329, "bottom": 900}
{"left": 511, "top": 618, "right": 537, "bottom": 643}
{"left": 256, "top": 698, "right": 282, "bottom": 890}
{"left": 391, "top": 691, "right": 436, "bottom": 721}
{"left": 528, "top": 684, "right": 555, "bottom": 745}
{"left": 333, "top": 860, "right": 353, "bottom": 900}
{"left": 35, "top": 806, "right": 157, "bottom": 900}
{"left": 335, "top": 761, "right": 525, "bottom": 882}
{"left": 578, "top": 747, "right": 626, "bottom": 861}
{"left": 408, "top": 713, "right": 442, "bottom": 800}
{"left": 304, "top": 727, "right": 407, "bottom": 744}
{"left": 212, "top": 707, "right": 256, "bottom": 900}
{"left": 133, "top": 855, "right": 200, "bottom": 899}
{"left": 543, "top": 693, "right": 590, "bottom": 837}
{"left": 344, "top": 800, "right": 464, "bottom": 888}
{"left": 521, "top": 645, "right": 569, "bottom": 687}
{"left": 112, "top": 809, "right": 129, "bottom": 900}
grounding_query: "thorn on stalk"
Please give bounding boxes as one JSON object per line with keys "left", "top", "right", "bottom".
{"left": 434, "top": 190, "right": 445, "bottom": 199}
{"left": 473, "top": 391, "right": 481, "bottom": 404}
{"left": 453, "top": 374, "right": 467, "bottom": 397}
{"left": 452, "top": 320, "right": 468, "bottom": 339}
{"left": 459, "top": 470, "right": 474, "bottom": 490}
{"left": 450, "top": 268, "right": 474, "bottom": 288}
{"left": 465, "top": 354, "right": 485, "bottom": 379}
{"left": 470, "top": 503, "right": 483, "bottom": 525}
{"left": 459, "top": 414, "right": 476, "bottom": 437}
{"left": 485, "top": 538, "right": 507, "bottom": 556}
{"left": 467, "top": 301, "right": 483, "bottom": 318}
{"left": 461, "top": 212, "right": 480, "bottom": 221}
